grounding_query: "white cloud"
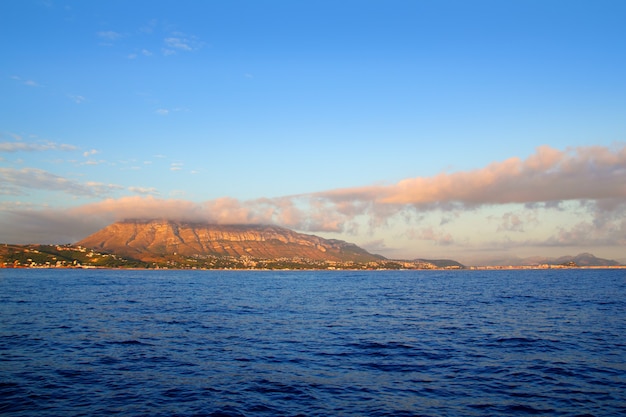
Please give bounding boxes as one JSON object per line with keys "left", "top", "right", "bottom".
{"left": 156, "top": 107, "right": 188, "bottom": 116}
{"left": 164, "top": 37, "right": 192, "bottom": 51}
{"left": 128, "top": 186, "right": 159, "bottom": 195}
{"left": 81, "top": 160, "right": 104, "bottom": 166}
{"left": 97, "top": 31, "right": 123, "bottom": 41}
{"left": 68, "top": 94, "right": 86, "bottom": 104}
{"left": 0, "top": 167, "right": 122, "bottom": 197}
{"left": 128, "top": 49, "right": 153, "bottom": 60}
{"left": 6, "top": 132, "right": 23, "bottom": 141}
{"left": 11, "top": 76, "right": 40, "bottom": 87}
{"left": 162, "top": 33, "right": 203, "bottom": 55}
{"left": 0, "top": 141, "right": 76, "bottom": 153}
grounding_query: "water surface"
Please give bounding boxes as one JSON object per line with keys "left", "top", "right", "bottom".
{"left": 1, "top": 269, "right": 625, "bottom": 416}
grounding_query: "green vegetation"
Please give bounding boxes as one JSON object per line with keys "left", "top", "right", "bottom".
{"left": 0, "top": 244, "right": 465, "bottom": 270}
{"left": 0, "top": 244, "right": 149, "bottom": 269}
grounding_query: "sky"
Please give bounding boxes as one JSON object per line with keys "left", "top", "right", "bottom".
{"left": 1, "top": 0, "right": 625, "bottom": 265}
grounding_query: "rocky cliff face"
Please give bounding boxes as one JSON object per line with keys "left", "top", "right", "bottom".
{"left": 76, "top": 220, "right": 382, "bottom": 262}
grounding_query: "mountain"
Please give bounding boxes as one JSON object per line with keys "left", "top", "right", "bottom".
{"left": 413, "top": 258, "right": 465, "bottom": 269}
{"left": 472, "top": 253, "right": 621, "bottom": 267}
{"left": 76, "top": 219, "right": 384, "bottom": 263}
{"left": 554, "top": 253, "right": 621, "bottom": 267}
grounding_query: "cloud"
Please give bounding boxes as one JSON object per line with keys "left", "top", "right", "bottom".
{"left": 156, "top": 107, "right": 188, "bottom": 116}
{"left": 361, "top": 239, "right": 389, "bottom": 253}
{"left": 493, "top": 211, "right": 532, "bottom": 232}
{"left": 80, "top": 149, "right": 105, "bottom": 166}
{"left": 18, "top": 143, "right": 620, "bottom": 235}
{"left": 0, "top": 196, "right": 278, "bottom": 244}
{"left": 140, "top": 19, "right": 158, "bottom": 34}
{"left": 2, "top": 144, "right": 625, "bottom": 249}
{"left": 81, "top": 160, "right": 103, "bottom": 166}
{"left": 0, "top": 140, "right": 76, "bottom": 152}
{"left": 68, "top": 94, "right": 86, "bottom": 104}
{"left": 0, "top": 167, "right": 122, "bottom": 197}
{"left": 164, "top": 37, "right": 192, "bottom": 51}
{"left": 0, "top": 208, "right": 108, "bottom": 244}
{"left": 128, "top": 49, "right": 153, "bottom": 60}
{"left": 128, "top": 186, "right": 159, "bottom": 195}
{"left": 12, "top": 76, "right": 40, "bottom": 87}
{"left": 73, "top": 197, "right": 207, "bottom": 224}
{"left": 162, "top": 32, "right": 203, "bottom": 55}
{"left": 97, "top": 31, "right": 123, "bottom": 41}
{"left": 275, "top": 143, "right": 626, "bottom": 235}
{"left": 406, "top": 227, "right": 455, "bottom": 246}
{"left": 315, "top": 144, "right": 626, "bottom": 209}
{"left": 540, "top": 201, "right": 626, "bottom": 247}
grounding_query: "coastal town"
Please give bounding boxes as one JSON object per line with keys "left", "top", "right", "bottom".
{"left": 0, "top": 243, "right": 457, "bottom": 270}
{"left": 1, "top": 243, "right": 623, "bottom": 270}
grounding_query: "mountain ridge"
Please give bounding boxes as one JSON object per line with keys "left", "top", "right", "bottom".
{"left": 473, "top": 252, "right": 621, "bottom": 267}
{"left": 76, "top": 219, "right": 384, "bottom": 263}
{"left": 2, "top": 220, "right": 620, "bottom": 269}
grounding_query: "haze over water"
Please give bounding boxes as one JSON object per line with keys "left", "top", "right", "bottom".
{"left": 1, "top": 269, "right": 625, "bottom": 416}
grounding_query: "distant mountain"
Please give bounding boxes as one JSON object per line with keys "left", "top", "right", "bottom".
{"left": 413, "top": 259, "right": 465, "bottom": 269}
{"left": 473, "top": 252, "right": 621, "bottom": 267}
{"left": 76, "top": 219, "right": 384, "bottom": 263}
{"left": 554, "top": 253, "right": 621, "bottom": 267}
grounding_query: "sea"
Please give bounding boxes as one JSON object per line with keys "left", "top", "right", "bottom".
{"left": 1, "top": 268, "right": 625, "bottom": 416}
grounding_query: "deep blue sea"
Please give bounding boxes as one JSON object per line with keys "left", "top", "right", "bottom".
{"left": 1, "top": 269, "right": 625, "bottom": 416}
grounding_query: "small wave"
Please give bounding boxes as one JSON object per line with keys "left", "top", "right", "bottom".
{"left": 207, "top": 407, "right": 247, "bottom": 417}
{"left": 363, "top": 362, "right": 430, "bottom": 373}
{"left": 244, "top": 378, "right": 308, "bottom": 396}
{"left": 492, "top": 336, "right": 565, "bottom": 352}
{"left": 503, "top": 403, "right": 555, "bottom": 414}
{"left": 109, "top": 339, "right": 151, "bottom": 346}
{"left": 496, "top": 337, "right": 538, "bottom": 344}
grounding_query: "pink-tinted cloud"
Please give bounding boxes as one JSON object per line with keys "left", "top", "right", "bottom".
{"left": 495, "top": 211, "right": 528, "bottom": 232}
{"left": 406, "top": 227, "right": 455, "bottom": 246}
{"left": 316, "top": 144, "right": 626, "bottom": 208}
{"left": 276, "top": 144, "right": 625, "bottom": 237}
{"left": 2, "top": 144, "right": 625, "bottom": 246}
{"left": 70, "top": 196, "right": 206, "bottom": 223}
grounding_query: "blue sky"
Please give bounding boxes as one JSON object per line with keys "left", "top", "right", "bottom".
{"left": 1, "top": 0, "right": 625, "bottom": 264}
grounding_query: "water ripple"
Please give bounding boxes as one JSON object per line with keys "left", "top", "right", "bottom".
{"left": 1, "top": 269, "right": 625, "bottom": 416}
